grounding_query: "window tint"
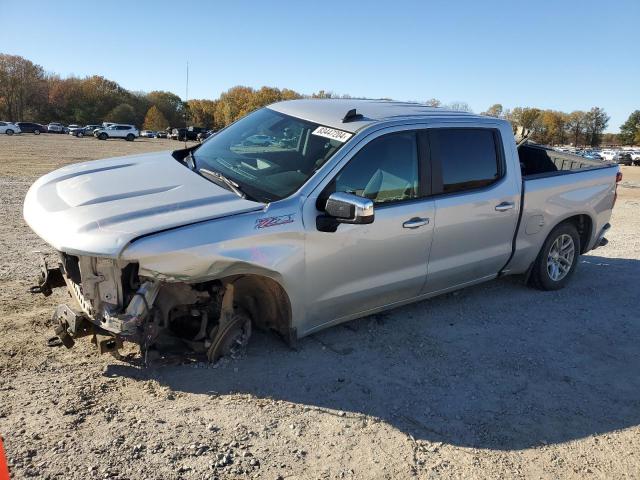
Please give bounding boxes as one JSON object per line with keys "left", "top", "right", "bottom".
{"left": 333, "top": 131, "right": 419, "bottom": 204}
{"left": 430, "top": 129, "right": 500, "bottom": 193}
{"left": 0, "top": 122, "right": 5, "bottom": 126}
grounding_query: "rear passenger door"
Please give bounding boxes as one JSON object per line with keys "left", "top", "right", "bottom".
{"left": 423, "top": 127, "right": 519, "bottom": 293}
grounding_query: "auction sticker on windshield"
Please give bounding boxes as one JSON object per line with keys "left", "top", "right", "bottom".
{"left": 312, "top": 126, "right": 352, "bottom": 143}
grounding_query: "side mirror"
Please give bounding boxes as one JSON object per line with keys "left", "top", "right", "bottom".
{"left": 323, "top": 192, "right": 374, "bottom": 226}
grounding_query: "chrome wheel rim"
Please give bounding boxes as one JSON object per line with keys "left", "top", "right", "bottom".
{"left": 547, "top": 234, "right": 575, "bottom": 281}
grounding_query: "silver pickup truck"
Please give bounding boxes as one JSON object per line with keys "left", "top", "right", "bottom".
{"left": 24, "top": 100, "right": 620, "bottom": 360}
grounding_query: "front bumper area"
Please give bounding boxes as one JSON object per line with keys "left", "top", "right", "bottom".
{"left": 30, "top": 253, "right": 159, "bottom": 355}
{"left": 51, "top": 303, "right": 123, "bottom": 354}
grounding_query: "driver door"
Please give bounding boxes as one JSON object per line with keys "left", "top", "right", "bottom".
{"left": 302, "top": 129, "right": 435, "bottom": 333}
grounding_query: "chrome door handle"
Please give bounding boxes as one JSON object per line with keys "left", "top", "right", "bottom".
{"left": 495, "top": 202, "right": 515, "bottom": 212}
{"left": 403, "top": 217, "right": 430, "bottom": 229}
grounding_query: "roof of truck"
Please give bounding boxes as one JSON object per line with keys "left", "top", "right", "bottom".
{"left": 267, "top": 98, "right": 489, "bottom": 133}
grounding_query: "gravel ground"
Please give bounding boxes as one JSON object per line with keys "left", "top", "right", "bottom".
{"left": 1, "top": 134, "right": 639, "bottom": 479}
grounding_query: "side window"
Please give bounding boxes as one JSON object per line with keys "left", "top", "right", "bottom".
{"left": 0, "top": 122, "right": 5, "bottom": 126}
{"left": 430, "top": 129, "right": 501, "bottom": 194}
{"left": 332, "top": 132, "right": 419, "bottom": 204}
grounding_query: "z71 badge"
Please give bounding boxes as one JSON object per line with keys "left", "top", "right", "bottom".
{"left": 255, "top": 214, "right": 295, "bottom": 229}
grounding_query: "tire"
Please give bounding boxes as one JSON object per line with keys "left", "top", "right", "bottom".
{"left": 125, "top": 134, "right": 135, "bottom": 142}
{"left": 529, "top": 223, "right": 580, "bottom": 291}
{"left": 5, "top": 129, "right": 14, "bottom": 136}
{"left": 33, "top": 129, "right": 40, "bottom": 135}
{"left": 98, "top": 132, "right": 108, "bottom": 140}
{"left": 77, "top": 131, "right": 84, "bottom": 138}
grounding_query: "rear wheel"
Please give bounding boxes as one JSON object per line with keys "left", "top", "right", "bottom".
{"left": 5, "top": 129, "right": 14, "bottom": 136}
{"left": 77, "top": 131, "right": 84, "bottom": 138}
{"left": 98, "top": 132, "right": 108, "bottom": 140}
{"left": 33, "top": 129, "right": 40, "bottom": 135}
{"left": 125, "top": 133, "right": 135, "bottom": 141}
{"left": 530, "top": 223, "right": 580, "bottom": 291}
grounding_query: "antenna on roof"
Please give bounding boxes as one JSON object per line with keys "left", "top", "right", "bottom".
{"left": 184, "top": 61, "right": 189, "bottom": 149}
{"left": 342, "top": 108, "right": 363, "bottom": 123}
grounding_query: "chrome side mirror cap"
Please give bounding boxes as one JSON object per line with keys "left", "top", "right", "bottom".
{"left": 324, "top": 192, "right": 374, "bottom": 225}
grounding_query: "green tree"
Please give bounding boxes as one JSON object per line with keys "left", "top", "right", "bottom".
{"left": 146, "top": 90, "right": 185, "bottom": 127}
{"left": 619, "top": 110, "right": 640, "bottom": 145}
{"left": 311, "top": 90, "right": 335, "bottom": 99}
{"left": 566, "top": 111, "right": 586, "bottom": 146}
{"left": 0, "top": 54, "right": 48, "bottom": 120}
{"left": 214, "top": 86, "right": 255, "bottom": 128}
{"left": 186, "top": 99, "right": 217, "bottom": 129}
{"left": 143, "top": 105, "right": 169, "bottom": 130}
{"left": 482, "top": 104, "right": 503, "bottom": 118}
{"left": 539, "top": 110, "right": 568, "bottom": 145}
{"left": 584, "top": 107, "right": 609, "bottom": 147}
{"left": 107, "top": 103, "right": 136, "bottom": 124}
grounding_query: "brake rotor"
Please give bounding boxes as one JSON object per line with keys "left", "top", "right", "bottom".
{"left": 206, "top": 313, "right": 252, "bottom": 362}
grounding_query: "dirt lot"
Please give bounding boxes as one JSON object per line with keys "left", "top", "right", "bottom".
{"left": 1, "top": 134, "right": 639, "bottom": 480}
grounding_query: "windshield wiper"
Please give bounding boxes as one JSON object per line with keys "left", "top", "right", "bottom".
{"left": 199, "top": 168, "right": 247, "bottom": 199}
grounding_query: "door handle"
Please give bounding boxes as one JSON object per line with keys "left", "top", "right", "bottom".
{"left": 495, "top": 202, "right": 515, "bottom": 212}
{"left": 403, "top": 217, "right": 430, "bottom": 229}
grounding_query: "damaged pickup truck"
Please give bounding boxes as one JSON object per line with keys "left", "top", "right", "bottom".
{"left": 24, "top": 99, "right": 620, "bottom": 361}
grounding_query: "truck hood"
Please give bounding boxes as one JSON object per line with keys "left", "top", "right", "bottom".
{"left": 24, "top": 150, "right": 264, "bottom": 257}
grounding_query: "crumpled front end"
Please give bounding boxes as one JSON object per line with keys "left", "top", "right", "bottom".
{"left": 32, "top": 252, "right": 255, "bottom": 362}
{"left": 33, "top": 252, "right": 160, "bottom": 353}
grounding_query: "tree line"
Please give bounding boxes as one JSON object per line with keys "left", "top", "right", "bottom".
{"left": 1, "top": 53, "right": 638, "bottom": 146}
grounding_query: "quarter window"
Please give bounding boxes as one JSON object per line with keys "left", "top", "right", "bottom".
{"left": 332, "top": 132, "right": 419, "bottom": 204}
{"left": 430, "top": 129, "right": 501, "bottom": 193}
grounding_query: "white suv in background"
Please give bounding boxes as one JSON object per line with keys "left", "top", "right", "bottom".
{"left": 0, "top": 121, "right": 20, "bottom": 135}
{"left": 94, "top": 124, "right": 139, "bottom": 141}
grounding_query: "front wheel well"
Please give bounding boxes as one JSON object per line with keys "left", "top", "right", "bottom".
{"left": 558, "top": 214, "right": 592, "bottom": 254}
{"left": 221, "top": 275, "right": 294, "bottom": 346}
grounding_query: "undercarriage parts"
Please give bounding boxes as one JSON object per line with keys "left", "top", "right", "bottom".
{"left": 100, "top": 281, "right": 160, "bottom": 335}
{"left": 29, "top": 254, "right": 65, "bottom": 297}
{"left": 207, "top": 284, "right": 252, "bottom": 362}
{"left": 51, "top": 304, "right": 92, "bottom": 348}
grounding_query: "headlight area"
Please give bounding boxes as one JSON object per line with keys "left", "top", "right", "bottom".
{"left": 31, "top": 253, "right": 253, "bottom": 362}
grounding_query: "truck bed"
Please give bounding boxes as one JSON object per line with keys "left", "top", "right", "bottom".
{"left": 518, "top": 143, "right": 610, "bottom": 178}
{"left": 505, "top": 144, "right": 618, "bottom": 275}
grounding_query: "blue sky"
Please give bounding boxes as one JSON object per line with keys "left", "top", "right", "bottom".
{"left": 1, "top": 0, "right": 638, "bottom": 131}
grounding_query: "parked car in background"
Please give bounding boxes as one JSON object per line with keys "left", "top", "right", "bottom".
{"left": 0, "top": 121, "right": 20, "bottom": 135}
{"left": 47, "top": 122, "right": 66, "bottom": 134}
{"left": 614, "top": 151, "right": 633, "bottom": 166}
{"left": 24, "top": 99, "right": 619, "bottom": 361}
{"left": 197, "top": 130, "right": 214, "bottom": 142}
{"left": 140, "top": 130, "right": 156, "bottom": 138}
{"left": 170, "top": 126, "right": 207, "bottom": 141}
{"left": 94, "top": 124, "right": 139, "bottom": 141}
{"left": 242, "top": 134, "right": 274, "bottom": 146}
{"left": 581, "top": 151, "right": 603, "bottom": 160}
{"left": 156, "top": 130, "right": 168, "bottom": 138}
{"left": 16, "top": 122, "right": 46, "bottom": 134}
{"left": 599, "top": 149, "right": 617, "bottom": 161}
{"left": 69, "top": 125, "right": 102, "bottom": 137}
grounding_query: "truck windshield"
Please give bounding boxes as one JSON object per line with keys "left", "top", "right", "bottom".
{"left": 192, "top": 108, "right": 348, "bottom": 202}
